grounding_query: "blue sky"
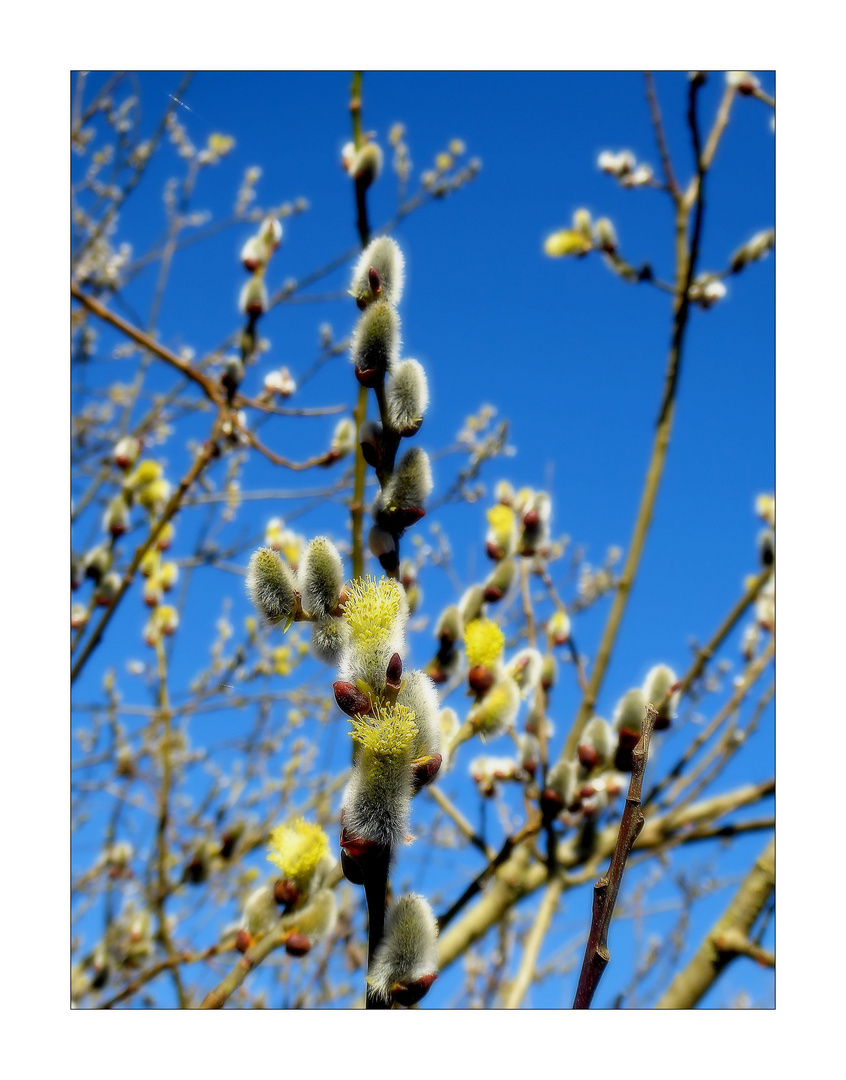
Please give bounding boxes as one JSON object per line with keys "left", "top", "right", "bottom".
{"left": 71, "top": 70, "right": 774, "bottom": 1009}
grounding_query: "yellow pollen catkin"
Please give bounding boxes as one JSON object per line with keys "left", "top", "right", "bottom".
{"left": 343, "top": 576, "right": 403, "bottom": 649}
{"left": 463, "top": 618, "right": 505, "bottom": 669}
{"left": 267, "top": 819, "right": 329, "bottom": 891}
{"left": 486, "top": 504, "right": 516, "bottom": 548}
{"left": 349, "top": 702, "right": 418, "bottom": 759}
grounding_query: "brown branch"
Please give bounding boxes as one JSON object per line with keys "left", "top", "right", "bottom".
{"left": 437, "top": 773, "right": 773, "bottom": 974}
{"left": 656, "top": 835, "right": 774, "bottom": 1008}
{"left": 71, "top": 434, "right": 220, "bottom": 684}
{"left": 562, "top": 77, "right": 708, "bottom": 762}
{"left": 573, "top": 704, "right": 657, "bottom": 1008}
{"left": 644, "top": 72, "right": 680, "bottom": 199}
{"left": 71, "top": 282, "right": 221, "bottom": 403}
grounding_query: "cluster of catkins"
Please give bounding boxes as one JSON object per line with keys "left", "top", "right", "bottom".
{"left": 349, "top": 235, "right": 433, "bottom": 573}
{"left": 243, "top": 235, "right": 440, "bottom": 1006}
{"left": 245, "top": 548, "right": 442, "bottom": 1004}
{"left": 71, "top": 439, "right": 179, "bottom": 645}
{"left": 234, "top": 818, "right": 339, "bottom": 960}
{"left": 425, "top": 481, "right": 553, "bottom": 686}
{"left": 540, "top": 664, "right": 680, "bottom": 827}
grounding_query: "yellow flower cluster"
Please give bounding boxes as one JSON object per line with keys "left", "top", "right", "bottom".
{"left": 267, "top": 819, "right": 329, "bottom": 891}
{"left": 350, "top": 702, "right": 418, "bottom": 759}
{"left": 343, "top": 576, "right": 403, "bottom": 649}
{"left": 486, "top": 504, "right": 516, "bottom": 549}
{"left": 463, "top": 618, "right": 505, "bottom": 669}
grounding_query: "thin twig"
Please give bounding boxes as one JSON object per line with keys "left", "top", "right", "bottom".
{"left": 573, "top": 704, "right": 658, "bottom": 1008}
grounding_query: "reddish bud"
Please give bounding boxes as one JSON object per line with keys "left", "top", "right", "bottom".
{"left": 617, "top": 727, "right": 641, "bottom": 751}
{"left": 540, "top": 788, "right": 564, "bottom": 820}
{"left": 577, "top": 744, "right": 600, "bottom": 770}
{"left": 486, "top": 541, "right": 504, "bottom": 561}
{"left": 235, "top": 930, "right": 252, "bottom": 954}
{"left": 355, "top": 364, "right": 381, "bottom": 388}
{"left": 333, "top": 681, "right": 372, "bottom": 717}
{"left": 386, "top": 652, "right": 403, "bottom": 690}
{"left": 390, "top": 973, "right": 437, "bottom": 1007}
{"left": 468, "top": 665, "right": 495, "bottom": 696}
{"left": 273, "top": 880, "right": 300, "bottom": 908}
{"left": 285, "top": 933, "right": 312, "bottom": 957}
{"left": 340, "top": 827, "right": 390, "bottom": 881}
{"left": 368, "top": 266, "right": 382, "bottom": 296}
{"left": 523, "top": 509, "right": 540, "bottom": 529}
{"left": 483, "top": 584, "right": 504, "bottom": 603}
{"left": 653, "top": 714, "right": 672, "bottom": 732}
{"left": 340, "top": 849, "right": 366, "bottom": 884}
{"left": 411, "top": 753, "right": 442, "bottom": 794}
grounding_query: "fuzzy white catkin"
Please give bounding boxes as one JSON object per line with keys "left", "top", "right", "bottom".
{"left": 614, "top": 687, "right": 647, "bottom": 732}
{"left": 397, "top": 670, "right": 441, "bottom": 760}
{"left": 385, "top": 359, "right": 429, "bottom": 434}
{"left": 311, "top": 616, "right": 350, "bottom": 666}
{"left": 643, "top": 664, "right": 678, "bottom": 719}
{"left": 351, "top": 236, "right": 405, "bottom": 306}
{"left": 350, "top": 300, "right": 400, "bottom": 377}
{"left": 470, "top": 676, "right": 521, "bottom": 739}
{"left": 341, "top": 752, "right": 412, "bottom": 850}
{"left": 367, "top": 894, "right": 439, "bottom": 1003}
{"left": 246, "top": 548, "right": 297, "bottom": 625}
{"left": 243, "top": 886, "right": 278, "bottom": 936}
{"left": 383, "top": 447, "right": 433, "bottom": 511}
{"left": 506, "top": 648, "right": 543, "bottom": 693}
{"left": 297, "top": 537, "right": 344, "bottom": 619}
{"left": 284, "top": 888, "right": 337, "bottom": 944}
{"left": 583, "top": 716, "right": 616, "bottom": 763}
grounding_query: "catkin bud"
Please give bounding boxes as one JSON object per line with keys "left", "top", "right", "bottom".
{"left": 350, "top": 300, "right": 400, "bottom": 387}
{"left": 469, "top": 676, "right": 520, "bottom": 740}
{"left": 285, "top": 888, "right": 337, "bottom": 949}
{"left": 378, "top": 447, "right": 433, "bottom": 530}
{"left": 104, "top": 494, "right": 130, "bottom": 537}
{"left": 246, "top": 547, "right": 298, "bottom": 626}
{"left": 643, "top": 664, "right": 679, "bottom": 730}
{"left": 350, "top": 236, "right": 405, "bottom": 308}
{"left": 239, "top": 276, "right": 268, "bottom": 317}
{"left": 458, "top": 585, "right": 485, "bottom": 626}
{"left": 435, "top": 605, "right": 462, "bottom": 646}
{"left": 758, "top": 528, "right": 774, "bottom": 567}
{"left": 297, "top": 537, "right": 344, "bottom": 619}
{"left": 595, "top": 218, "right": 618, "bottom": 253}
{"left": 368, "top": 525, "right": 399, "bottom": 573}
{"left": 349, "top": 141, "right": 383, "bottom": 187}
{"left": 547, "top": 609, "right": 571, "bottom": 646}
{"left": 367, "top": 894, "right": 438, "bottom": 1007}
{"left": 113, "top": 436, "right": 141, "bottom": 470}
{"left": 517, "top": 732, "right": 540, "bottom": 775}
{"left": 385, "top": 359, "right": 429, "bottom": 436}
{"left": 543, "top": 760, "right": 580, "bottom": 817}
{"left": 483, "top": 557, "right": 516, "bottom": 602}
{"left": 579, "top": 716, "right": 616, "bottom": 769}
{"left": 541, "top": 653, "right": 557, "bottom": 691}
{"left": 243, "top": 886, "right": 278, "bottom": 937}
{"left": 505, "top": 648, "right": 543, "bottom": 694}
{"left": 359, "top": 420, "right": 383, "bottom": 469}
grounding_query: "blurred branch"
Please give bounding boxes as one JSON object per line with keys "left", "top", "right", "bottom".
{"left": 656, "top": 835, "right": 774, "bottom": 1008}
